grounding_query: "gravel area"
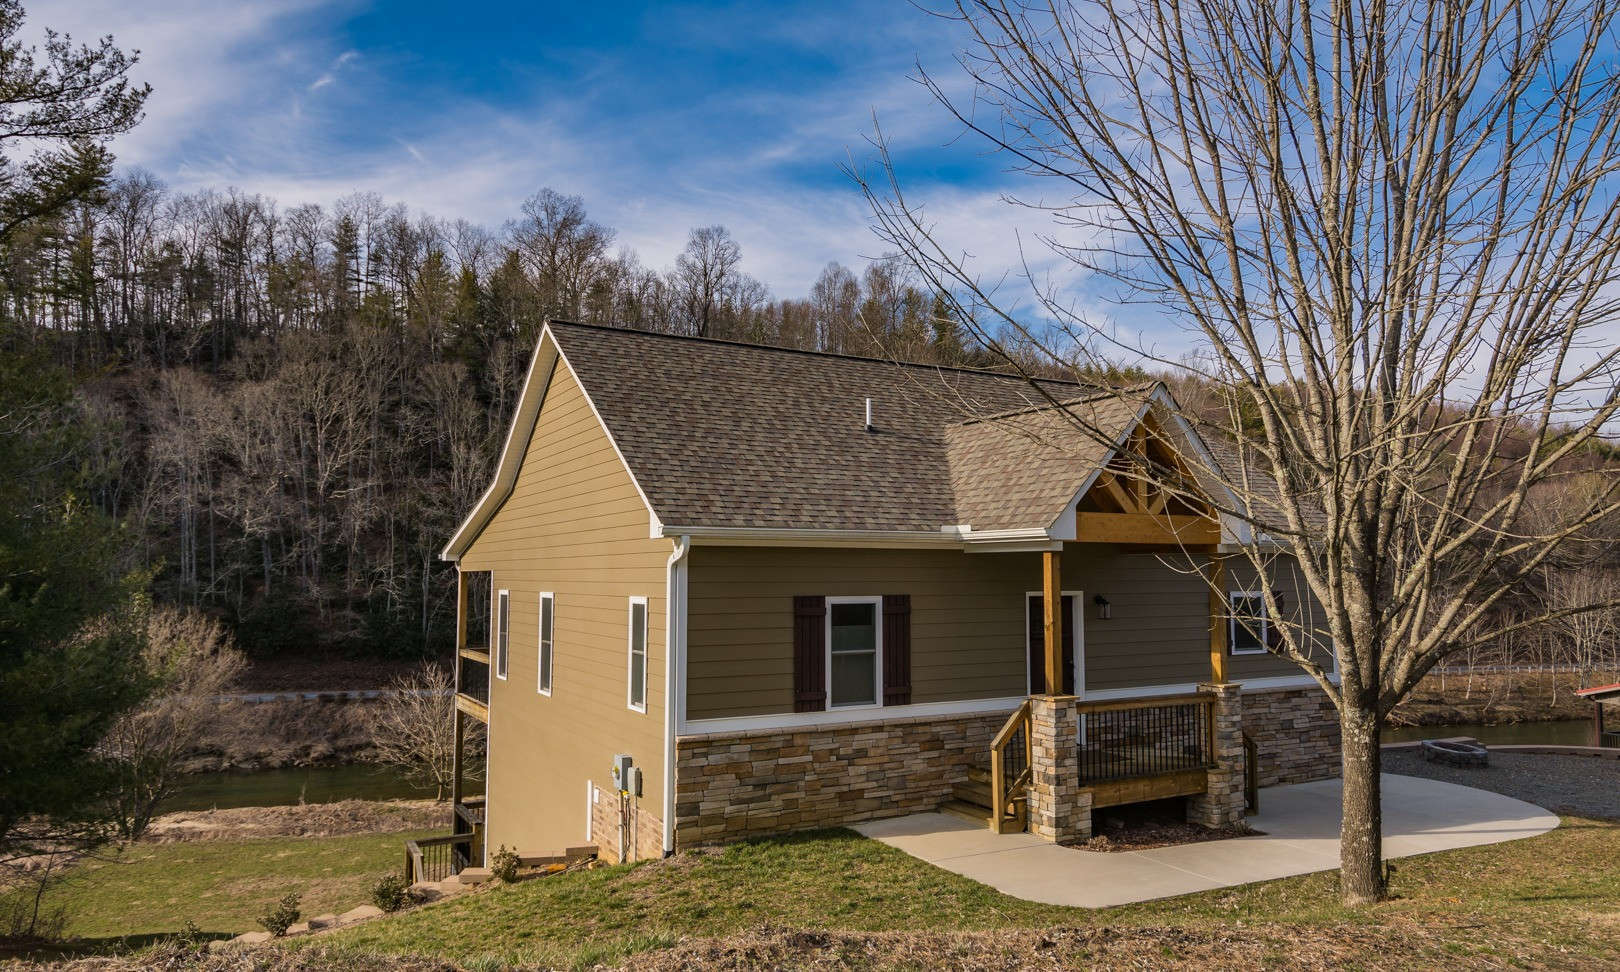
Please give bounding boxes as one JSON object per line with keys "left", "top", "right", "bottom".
{"left": 1384, "top": 748, "right": 1620, "bottom": 819}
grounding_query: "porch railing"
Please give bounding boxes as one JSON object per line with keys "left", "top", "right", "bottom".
{"left": 457, "top": 649, "right": 490, "bottom": 707}
{"left": 405, "top": 833, "right": 475, "bottom": 884}
{"left": 1601, "top": 731, "right": 1620, "bottom": 749}
{"left": 1076, "top": 693, "right": 1214, "bottom": 784}
{"left": 988, "top": 700, "right": 1032, "bottom": 833}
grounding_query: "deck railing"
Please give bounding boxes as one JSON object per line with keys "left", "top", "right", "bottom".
{"left": 1075, "top": 693, "right": 1214, "bottom": 784}
{"left": 405, "top": 833, "right": 475, "bottom": 884}
{"left": 457, "top": 649, "right": 490, "bottom": 707}
{"left": 988, "top": 700, "right": 1033, "bottom": 833}
{"left": 1601, "top": 731, "right": 1620, "bottom": 749}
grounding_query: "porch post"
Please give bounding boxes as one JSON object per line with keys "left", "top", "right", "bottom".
{"left": 451, "top": 708, "right": 466, "bottom": 809}
{"left": 1187, "top": 681, "right": 1246, "bottom": 828}
{"left": 1596, "top": 699, "right": 1607, "bottom": 748}
{"left": 1208, "top": 553, "right": 1229, "bottom": 684}
{"left": 1042, "top": 549, "right": 1062, "bottom": 694}
{"left": 1027, "top": 695, "right": 1089, "bottom": 843}
{"left": 451, "top": 568, "right": 467, "bottom": 809}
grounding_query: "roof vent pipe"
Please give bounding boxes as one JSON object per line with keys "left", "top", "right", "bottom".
{"left": 864, "top": 397, "right": 874, "bottom": 432}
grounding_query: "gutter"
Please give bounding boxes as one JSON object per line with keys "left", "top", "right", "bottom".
{"left": 661, "top": 534, "right": 690, "bottom": 856}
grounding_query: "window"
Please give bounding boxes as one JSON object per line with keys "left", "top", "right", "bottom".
{"left": 827, "top": 596, "right": 882, "bottom": 708}
{"left": 1229, "top": 591, "right": 1268, "bottom": 656}
{"left": 537, "top": 592, "right": 554, "bottom": 695}
{"left": 495, "top": 589, "right": 510, "bottom": 678}
{"left": 627, "top": 597, "right": 648, "bottom": 712}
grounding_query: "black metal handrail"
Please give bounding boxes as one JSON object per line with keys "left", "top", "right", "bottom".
{"left": 458, "top": 651, "right": 490, "bottom": 707}
{"left": 1076, "top": 694, "right": 1213, "bottom": 784}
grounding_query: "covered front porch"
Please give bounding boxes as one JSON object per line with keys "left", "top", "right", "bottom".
{"left": 966, "top": 430, "right": 1250, "bottom": 841}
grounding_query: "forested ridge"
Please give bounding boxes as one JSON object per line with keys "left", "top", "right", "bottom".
{"left": 3, "top": 177, "right": 1011, "bottom": 661}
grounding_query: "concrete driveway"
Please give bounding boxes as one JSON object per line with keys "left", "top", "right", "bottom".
{"left": 852, "top": 773, "right": 1558, "bottom": 908}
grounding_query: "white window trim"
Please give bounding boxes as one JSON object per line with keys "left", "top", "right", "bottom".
{"left": 537, "top": 591, "right": 554, "bottom": 696}
{"left": 825, "top": 595, "right": 884, "bottom": 711}
{"left": 1228, "top": 589, "right": 1269, "bottom": 656}
{"left": 627, "top": 595, "right": 649, "bottom": 713}
{"left": 1022, "top": 590, "right": 1085, "bottom": 697}
{"left": 495, "top": 588, "right": 510, "bottom": 679}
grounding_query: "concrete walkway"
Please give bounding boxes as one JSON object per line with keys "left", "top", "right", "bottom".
{"left": 853, "top": 773, "right": 1558, "bottom": 908}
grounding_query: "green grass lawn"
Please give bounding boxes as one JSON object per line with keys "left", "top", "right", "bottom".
{"left": 2, "top": 829, "right": 434, "bottom": 947}
{"left": 305, "top": 816, "right": 1620, "bottom": 970}
{"left": 10, "top": 817, "right": 1618, "bottom": 968}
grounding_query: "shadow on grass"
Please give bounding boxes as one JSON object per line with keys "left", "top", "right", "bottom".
{"left": 0, "top": 929, "right": 233, "bottom": 962}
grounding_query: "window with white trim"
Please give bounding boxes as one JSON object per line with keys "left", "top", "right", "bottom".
{"left": 537, "top": 592, "right": 554, "bottom": 695}
{"left": 827, "top": 596, "right": 882, "bottom": 708}
{"left": 627, "top": 596, "right": 648, "bottom": 712}
{"left": 495, "top": 589, "right": 510, "bottom": 678}
{"left": 1228, "top": 591, "right": 1268, "bottom": 656}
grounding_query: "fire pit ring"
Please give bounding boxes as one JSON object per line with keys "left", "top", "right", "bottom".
{"left": 1420, "top": 738, "right": 1489, "bottom": 768}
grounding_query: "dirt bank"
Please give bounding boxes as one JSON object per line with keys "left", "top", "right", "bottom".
{"left": 144, "top": 799, "right": 450, "bottom": 842}
{"left": 1388, "top": 670, "right": 1615, "bottom": 727}
{"left": 178, "top": 698, "right": 384, "bottom": 772}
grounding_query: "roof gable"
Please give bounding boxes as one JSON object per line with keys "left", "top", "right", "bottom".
{"left": 445, "top": 322, "right": 1228, "bottom": 553}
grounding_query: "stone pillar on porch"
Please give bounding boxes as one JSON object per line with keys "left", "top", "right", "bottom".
{"left": 1027, "top": 695, "right": 1090, "bottom": 843}
{"left": 1187, "top": 681, "right": 1246, "bottom": 828}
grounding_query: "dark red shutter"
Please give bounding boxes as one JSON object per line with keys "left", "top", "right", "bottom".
{"left": 793, "top": 596, "right": 827, "bottom": 712}
{"left": 883, "top": 595, "right": 912, "bottom": 705}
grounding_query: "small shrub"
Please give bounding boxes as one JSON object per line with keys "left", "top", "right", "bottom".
{"left": 175, "top": 918, "right": 205, "bottom": 948}
{"left": 490, "top": 845, "right": 520, "bottom": 883}
{"left": 257, "top": 891, "right": 301, "bottom": 936}
{"left": 371, "top": 872, "right": 409, "bottom": 912}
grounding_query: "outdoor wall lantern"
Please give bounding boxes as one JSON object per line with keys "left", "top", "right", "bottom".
{"left": 1093, "top": 594, "right": 1111, "bottom": 620}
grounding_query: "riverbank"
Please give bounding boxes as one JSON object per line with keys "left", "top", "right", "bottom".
{"left": 145, "top": 799, "right": 450, "bottom": 842}
{"left": 1387, "top": 669, "right": 1614, "bottom": 726}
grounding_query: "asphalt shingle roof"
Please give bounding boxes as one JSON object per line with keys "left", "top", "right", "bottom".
{"left": 549, "top": 322, "right": 1150, "bottom": 533}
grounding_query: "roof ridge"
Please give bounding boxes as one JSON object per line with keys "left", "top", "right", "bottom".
{"left": 546, "top": 318, "right": 1091, "bottom": 386}
{"left": 952, "top": 388, "right": 1149, "bottom": 427}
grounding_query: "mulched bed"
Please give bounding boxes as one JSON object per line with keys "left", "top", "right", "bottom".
{"left": 1079, "top": 820, "right": 1256, "bottom": 852}
{"left": 1077, "top": 798, "right": 1258, "bottom": 851}
{"left": 1385, "top": 748, "right": 1620, "bottom": 820}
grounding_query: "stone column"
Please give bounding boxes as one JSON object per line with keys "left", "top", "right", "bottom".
{"left": 1027, "top": 695, "right": 1090, "bottom": 843}
{"left": 1187, "top": 681, "right": 1247, "bottom": 828}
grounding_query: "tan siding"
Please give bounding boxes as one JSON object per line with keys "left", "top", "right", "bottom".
{"left": 686, "top": 544, "right": 1333, "bottom": 720}
{"left": 460, "top": 354, "right": 671, "bottom": 859}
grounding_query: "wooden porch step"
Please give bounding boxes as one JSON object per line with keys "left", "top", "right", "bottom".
{"left": 967, "top": 765, "right": 991, "bottom": 784}
{"left": 938, "top": 799, "right": 993, "bottom": 825}
{"left": 952, "top": 780, "right": 993, "bottom": 809}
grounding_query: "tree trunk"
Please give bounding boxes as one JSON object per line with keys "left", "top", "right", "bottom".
{"left": 1338, "top": 703, "right": 1385, "bottom": 905}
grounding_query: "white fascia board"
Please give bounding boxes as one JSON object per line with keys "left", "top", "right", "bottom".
{"left": 440, "top": 333, "right": 560, "bottom": 561}
{"left": 662, "top": 525, "right": 968, "bottom": 549}
{"left": 680, "top": 695, "right": 1026, "bottom": 736}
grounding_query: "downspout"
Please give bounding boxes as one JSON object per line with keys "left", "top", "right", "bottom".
{"left": 662, "top": 534, "right": 690, "bottom": 856}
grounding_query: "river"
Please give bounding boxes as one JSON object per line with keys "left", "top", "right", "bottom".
{"left": 161, "top": 764, "right": 485, "bottom": 812}
{"left": 1381, "top": 719, "right": 1593, "bottom": 747}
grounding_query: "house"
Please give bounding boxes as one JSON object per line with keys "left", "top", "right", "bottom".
{"left": 435, "top": 320, "right": 1340, "bottom": 868}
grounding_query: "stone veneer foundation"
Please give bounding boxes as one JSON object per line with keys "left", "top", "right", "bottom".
{"left": 670, "top": 686, "right": 1341, "bottom": 851}
{"left": 1242, "top": 686, "right": 1341, "bottom": 787}
{"left": 589, "top": 778, "right": 664, "bottom": 863}
{"left": 673, "top": 709, "right": 1008, "bottom": 846}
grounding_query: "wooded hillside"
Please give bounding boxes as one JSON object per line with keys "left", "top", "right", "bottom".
{"left": 3, "top": 177, "right": 1008, "bottom": 660}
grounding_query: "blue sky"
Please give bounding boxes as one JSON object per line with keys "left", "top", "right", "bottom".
{"left": 44, "top": 0, "right": 1056, "bottom": 298}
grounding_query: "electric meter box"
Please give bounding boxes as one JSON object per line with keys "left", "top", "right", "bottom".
{"left": 611, "top": 754, "right": 634, "bottom": 792}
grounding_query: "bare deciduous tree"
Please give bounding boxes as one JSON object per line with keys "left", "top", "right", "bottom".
{"left": 370, "top": 662, "right": 485, "bottom": 801}
{"left": 99, "top": 608, "right": 245, "bottom": 841}
{"left": 859, "top": 0, "right": 1620, "bottom": 904}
